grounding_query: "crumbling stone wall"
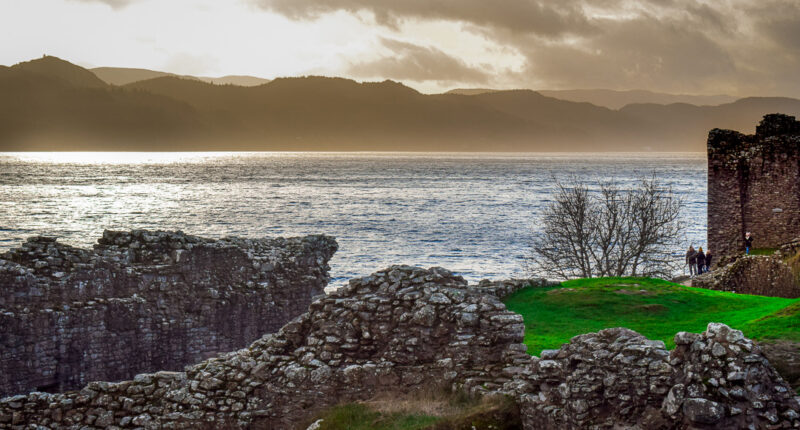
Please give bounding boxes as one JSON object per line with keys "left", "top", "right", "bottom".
{"left": 692, "top": 255, "right": 799, "bottom": 298}
{"left": 664, "top": 323, "right": 800, "bottom": 429}
{"left": 1, "top": 266, "right": 797, "bottom": 430}
{"left": 0, "top": 230, "right": 337, "bottom": 397}
{"left": 508, "top": 324, "right": 800, "bottom": 429}
{"left": 512, "top": 328, "right": 673, "bottom": 429}
{"left": 707, "top": 113, "right": 800, "bottom": 263}
{"left": 0, "top": 266, "right": 534, "bottom": 429}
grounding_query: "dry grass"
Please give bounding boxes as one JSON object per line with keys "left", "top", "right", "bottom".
{"left": 309, "top": 388, "right": 522, "bottom": 430}
{"left": 362, "top": 387, "right": 488, "bottom": 417}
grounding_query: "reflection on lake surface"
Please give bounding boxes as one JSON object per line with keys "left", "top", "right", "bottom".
{"left": 0, "top": 152, "right": 706, "bottom": 286}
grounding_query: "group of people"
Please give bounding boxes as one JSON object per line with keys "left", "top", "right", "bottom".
{"left": 685, "top": 246, "right": 713, "bottom": 276}
{"left": 686, "top": 232, "right": 754, "bottom": 277}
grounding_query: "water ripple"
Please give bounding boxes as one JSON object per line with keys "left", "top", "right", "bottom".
{"left": 0, "top": 152, "right": 707, "bottom": 286}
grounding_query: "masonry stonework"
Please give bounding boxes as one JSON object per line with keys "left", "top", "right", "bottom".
{"left": 1, "top": 266, "right": 798, "bottom": 429}
{"left": 707, "top": 114, "right": 800, "bottom": 263}
{"left": 0, "top": 230, "right": 337, "bottom": 397}
{"left": 691, "top": 255, "right": 799, "bottom": 298}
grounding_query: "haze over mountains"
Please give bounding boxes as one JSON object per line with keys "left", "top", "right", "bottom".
{"left": 3, "top": 56, "right": 800, "bottom": 152}
{"left": 447, "top": 89, "right": 738, "bottom": 110}
{"left": 91, "top": 67, "right": 271, "bottom": 87}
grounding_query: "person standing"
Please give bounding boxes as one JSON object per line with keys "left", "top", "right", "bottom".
{"left": 686, "top": 246, "right": 697, "bottom": 276}
{"left": 705, "top": 249, "right": 713, "bottom": 272}
{"left": 696, "top": 247, "right": 706, "bottom": 274}
{"left": 745, "top": 232, "right": 753, "bottom": 255}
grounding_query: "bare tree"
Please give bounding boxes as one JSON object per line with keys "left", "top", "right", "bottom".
{"left": 526, "top": 175, "right": 684, "bottom": 280}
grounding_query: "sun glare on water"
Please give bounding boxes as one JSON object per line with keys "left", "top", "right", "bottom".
{"left": 2, "top": 152, "right": 232, "bottom": 164}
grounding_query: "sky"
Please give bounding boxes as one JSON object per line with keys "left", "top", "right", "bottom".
{"left": 1, "top": 0, "right": 798, "bottom": 96}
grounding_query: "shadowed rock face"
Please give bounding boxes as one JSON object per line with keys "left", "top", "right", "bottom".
{"left": 0, "top": 230, "right": 337, "bottom": 397}
{"left": 0, "top": 266, "right": 797, "bottom": 430}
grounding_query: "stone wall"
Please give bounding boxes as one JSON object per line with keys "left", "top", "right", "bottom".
{"left": 513, "top": 328, "right": 673, "bottom": 429}
{"left": 0, "top": 266, "right": 533, "bottom": 429}
{"left": 707, "top": 113, "right": 800, "bottom": 263}
{"left": 1, "top": 266, "right": 797, "bottom": 429}
{"left": 510, "top": 323, "right": 800, "bottom": 429}
{"left": 692, "top": 255, "right": 799, "bottom": 298}
{"left": 0, "top": 230, "right": 337, "bottom": 397}
{"left": 664, "top": 323, "right": 799, "bottom": 429}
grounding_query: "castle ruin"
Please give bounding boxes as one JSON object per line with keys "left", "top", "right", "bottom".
{"left": 707, "top": 113, "right": 800, "bottom": 263}
{"left": 0, "top": 230, "right": 337, "bottom": 397}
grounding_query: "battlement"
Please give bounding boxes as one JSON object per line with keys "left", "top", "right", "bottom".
{"left": 756, "top": 113, "right": 800, "bottom": 139}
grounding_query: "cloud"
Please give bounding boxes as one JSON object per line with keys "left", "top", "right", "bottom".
{"left": 163, "top": 52, "right": 219, "bottom": 76}
{"left": 515, "top": 14, "right": 737, "bottom": 93}
{"left": 253, "top": 0, "right": 800, "bottom": 97}
{"left": 68, "top": 0, "right": 137, "bottom": 9}
{"left": 346, "top": 38, "right": 491, "bottom": 84}
{"left": 253, "top": 0, "right": 595, "bottom": 37}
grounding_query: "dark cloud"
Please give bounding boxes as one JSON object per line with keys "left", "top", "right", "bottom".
{"left": 754, "top": 1, "right": 800, "bottom": 52}
{"left": 253, "top": 0, "right": 800, "bottom": 97}
{"left": 517, "top": 14, "right": 737, "bottom": 93}
{"left": 255, "top": 0, "right": 595, "bottom": 37}
{"left": 346, "top": 38, "right": 491, "bottom": 84}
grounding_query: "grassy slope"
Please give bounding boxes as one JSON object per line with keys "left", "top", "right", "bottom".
{"left": 503, "top": 277, "right": 800, "bottom": 355}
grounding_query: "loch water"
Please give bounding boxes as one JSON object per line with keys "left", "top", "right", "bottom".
{"left": 0, "top": 152, "right": 707, "bottom": 286}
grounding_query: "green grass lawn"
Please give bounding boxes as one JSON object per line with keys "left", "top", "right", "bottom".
{"left": 503, "top": 277, "right": 800, "bottom": 355}
{"left": 749, "top": 247, "right": 778, "bottom": 256}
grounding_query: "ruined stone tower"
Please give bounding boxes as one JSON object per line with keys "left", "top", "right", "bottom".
{"left": 707, "top": 113, "right": 800, "bottom": 262}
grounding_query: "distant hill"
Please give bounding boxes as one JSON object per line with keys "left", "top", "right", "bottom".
{"left": 537, "top": 89, "right": 737, "bottom": 110}
{"left": 14, "top": 56, "right": 107, "bottom": 89}
{"left": 449, "top": 88, "right": 737, "bottom": 109}
{"left": 91, "top": 67, "right": 174, "bottom": 86}
{"left": 92, "top": 66, "right": 270, "bottom": 87}
{"left": 201, "top": 75, "right": 270, "bottom": 86}
{"left": 3, "top": 56, "right": 800, "bottom": 151}
{"left": 446, "top": 88, "right": 499, "bottom": 96}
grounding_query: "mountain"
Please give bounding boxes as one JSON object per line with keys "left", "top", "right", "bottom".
{"left": 0, "top": 58, "right": 211, "bottom": 150}
{"left": 91, "top": 67, "right": 173, "bottom": 86}
{"left": 537, "top": 89, "right": 737, "bottom": 110}
{"left": 449, "top": 88, "right": 737, "bottom": 110}
{"left": 14, "top": 56, "right": 108, "bottom": 89}
{"left": 3, "top": 56, "right": 800, "bottom": 151}
{"left": 92, "top": 66, "right": 270, "bottom": 87}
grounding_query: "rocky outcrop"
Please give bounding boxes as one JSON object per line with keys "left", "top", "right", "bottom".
{"left": 0, "top": 230, "right": 337, "bottom": 397}
{"left": 1, "top": 265, "right": 797, "bottom": 429}
{"left": 692, "top": 255, "right": 799, "bottom": 298}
